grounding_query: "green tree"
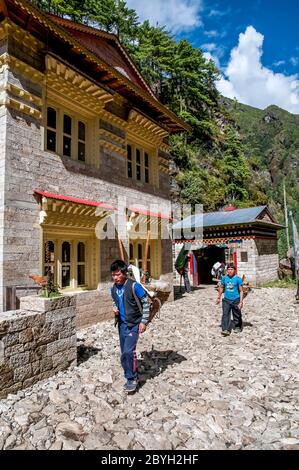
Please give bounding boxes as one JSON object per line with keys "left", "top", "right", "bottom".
{"left": 132, "top": 21, "right": 175, "bottom": 97}
{"left": 221, "top": 126, "right": 251, "bottom": 203}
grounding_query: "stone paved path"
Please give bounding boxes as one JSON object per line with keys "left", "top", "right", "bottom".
{"left": 0, "top": 286, "right": 298, "bottom": 450}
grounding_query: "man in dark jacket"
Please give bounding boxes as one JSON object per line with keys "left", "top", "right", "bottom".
{"left": 110, "top": 260, "right": 150, "bottom": 393}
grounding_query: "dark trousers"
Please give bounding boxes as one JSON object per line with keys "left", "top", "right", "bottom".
{"left": 183, "top": 271, "right": 191, "bottom": 293}
{"left": 118, "top": 322, "right": 139, "bottom": 381}
{"left": 222, "top": 298, "right": 242, "bottom": 331}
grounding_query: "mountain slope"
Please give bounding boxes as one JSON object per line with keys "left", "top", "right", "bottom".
{"left": 222, "top": 98, "right": 299, "bottom": 255}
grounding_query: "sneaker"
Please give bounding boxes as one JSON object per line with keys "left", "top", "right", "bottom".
{"left": 124, "top": 379, "right": 138, "bottom": 393}
{"left": 234, "top": 327, "right": 243, "bottom": 333}
{"left": 221, "top": 330, "right": 231, "bottom": 336}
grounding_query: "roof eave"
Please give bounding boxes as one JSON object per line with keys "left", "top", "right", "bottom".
{"left": 3, "top": 0, "right": 189, "bottom": 134}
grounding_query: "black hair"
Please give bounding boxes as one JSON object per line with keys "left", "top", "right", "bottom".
{"left": 227, "top": 263, "right": 236, "bottom": 270}
{"left": 110, "top": 260, "right": 128, "bottom": 273}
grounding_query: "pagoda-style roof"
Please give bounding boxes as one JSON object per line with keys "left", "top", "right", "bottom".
{"left": 0, "top": 0, "right": 190, "bottom": 134}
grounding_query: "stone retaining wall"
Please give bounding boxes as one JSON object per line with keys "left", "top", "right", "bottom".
{"left": 0, "top": 295, "right": 76, "bottom": 398}
{"left": 72, "top": 288, "right": 113, "bottom": 330}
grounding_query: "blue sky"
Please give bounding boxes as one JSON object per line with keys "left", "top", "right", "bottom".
{"left": 126, "top": 0, "right": 299, "bottom": 113}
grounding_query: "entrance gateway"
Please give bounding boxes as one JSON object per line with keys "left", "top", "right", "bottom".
{"left": 173, "top": 206, "right": 284, "bottom": 286}
{"left": 181, "top": 241, "right": 241, "bottom": 285}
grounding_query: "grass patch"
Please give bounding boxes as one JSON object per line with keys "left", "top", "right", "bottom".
{"left": 262, "top": 278, "right": 297, "bottom": 288}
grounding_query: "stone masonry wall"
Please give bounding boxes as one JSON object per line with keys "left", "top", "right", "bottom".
{"left": 236, "top": 239, "right": 257, "bottom": 285}
{"left": 0, "top": 49, "right": 174, "bottom": 312}
{"left": 73, "top": 290, "right": 112, "bottom": 330}
{"left": 0, "top": 295, "right": 76, "bottom": 398}
{"left": 255, "top": 238, "right": 279, "bottom": 285}
{"left": 0, "top": 41, "right": 8, "bottom": 315}
{"left": 236, "top": 238, "right": 278, "bottom": 286}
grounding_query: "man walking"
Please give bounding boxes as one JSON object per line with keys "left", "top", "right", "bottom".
{"left": 216, "top": 263, "right": 244, "bottom": 336}
{"left": 110, "top": 260, "right": 150, "bottom": 393}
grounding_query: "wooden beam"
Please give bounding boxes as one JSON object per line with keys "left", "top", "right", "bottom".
{"left": 0, "top": 0, "right": 8, "bottom": 17}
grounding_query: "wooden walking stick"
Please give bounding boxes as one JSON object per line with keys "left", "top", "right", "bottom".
{"left": 118, "top": 238, "right": 125, "bottom": 261}
{"left": 142, "top": 230, "right": 151, "bottom": 283}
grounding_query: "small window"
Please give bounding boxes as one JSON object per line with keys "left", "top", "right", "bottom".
{"left": 63, "top": 114, "right": 72, "bottom": 135}
{"left": 62, "top": 241, "right": 71, "bottom": 262}
{"left": 47, "top": 107, "right": 56, "bottom": 129}
{"left": 136, "top": 149, "right": 141, "bottom": 181}
{"left": 77, "top": 265, "right": 85, "bottom": 286}
{"left": 46, "top": 107, "right": 56, "bottom": 152}
{"left": 127, "top": 145, "right": 132, "bottom": 178}
{"left": 78, "top": 121, "right": 85, "bottom": 162}
{"left": 63, "top": 114, "right": 72, "bottom": 157}
{"left": 126, "top": 145, "right": 151, "bottom": 183}
{"left": 137, "top": 243, "right": 142, "bottom": 268}
{"left": 77, "top": 242, "right": 86, "bottom": 286}
{"left": 61, "top": 242, "right": 71, "bottom": 287}
{"left": 144, "top": 152, "right": 149, "bottom": 183}
{"left": 77, "top": 242, "right": 85, "bottom": 262}
{"left": 44, "top": 240, "right": 55, "bottom": 277}
{"left": 129, "top": 243, "right": 133, "bottom": 262}
{"left": 45, "top": 106, "right": 88, "bottom": 161}
{"left": 240, "top": 252, "right": 248, "bottom": 262}
{"left": 61, "top": 266, "right": 71, "bottom": 288}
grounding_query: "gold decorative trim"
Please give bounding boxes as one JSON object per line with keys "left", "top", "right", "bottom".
{"left": 0, "top": 82, "right": 42, "bottom": 107}
{"left": 128, "top": 109, "right": 168, "bottom": 138}
{"left": 46, "top": 55, "right": 114, "bottom": 113}
{"left": 0, "top": 18, "right": 44, "bottom": 53}
{"left": 0, "top": 53, "right": 44, "bottom": 84}
{"left": 159, "top": 143, "right": 171, "bottom": 153}
{"left": 99, "top": 128, "right": 125, "bottom": 145}
{"left": 99, "top": 140, "right": 127, "bottom": 157}
{"left": 5, "top": 1, "right": 189, "bottom": 132}
{"left": 0, "top": 96, "right": 42, "bottom": 119}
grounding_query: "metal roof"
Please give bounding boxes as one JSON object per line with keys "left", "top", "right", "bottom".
{"left": 173, "top": 206, "right": 282, "bottom": 230}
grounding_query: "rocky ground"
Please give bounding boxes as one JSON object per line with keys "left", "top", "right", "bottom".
{"left": 0, "top": 286, "right": 298, "bottom": 450}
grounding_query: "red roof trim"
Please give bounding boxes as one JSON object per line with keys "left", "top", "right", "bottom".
{"left": 34, "top": 190, "right": 115, "bottom": 210}
{"left": 129, "top": 207, "right": 172, "bottom": 220}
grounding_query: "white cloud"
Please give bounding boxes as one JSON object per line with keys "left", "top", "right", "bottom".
{"left": 204, "top": 29, "right": 226, "bottom": 39}
{"left": 290, "top": 56, "right": 299, "bottom": 67}
{"left": 204, "top": 30, "right": 219, "bottom": 38}
{"left": 126, "top": 0, "right": 202, "bottom": 33}
{"left": 201, "top": 42, "right": 217, "bottom": 52}
{"left": 208, "top": 8, "right": 229, "bottom": 17}
{"left": 201, "top": 42, "right": 225, "bottom": 68}
{"left": 217, "top": 26, "right": 299, "bottom": 114}
{"left": 202, "top": 51, "right": 220, "bottom": 69}
{"left": 273, "top": 60, "right": 285, "bottom": 67}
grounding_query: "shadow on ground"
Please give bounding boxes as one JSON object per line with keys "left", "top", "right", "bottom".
{"left": 77, "top": 344, "right": 102, "bottom": 364}
{"left": 174, "top": 285, "right": 207, "bottom": 300}
{"left": 138, "top": 349, "right": 187, "bottom": 387}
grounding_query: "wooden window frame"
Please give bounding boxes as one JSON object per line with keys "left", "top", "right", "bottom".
{"left": 43, "top": 238, "right": 90, "bottom": 291}
{"left": 127, "top": 143, "right": 151, "bottom": 184}
{"left": 129, "top": 240, "right": 151, "bottom": 274}
{"left": 45, "top": 104, "right": 89, "bottom": 162}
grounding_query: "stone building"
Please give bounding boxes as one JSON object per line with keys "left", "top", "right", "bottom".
{"left": 0, "top": 0, "right": 188, "bottom": 325}
{"left": 173, "top": 206, "right": 284, "bottom": 286}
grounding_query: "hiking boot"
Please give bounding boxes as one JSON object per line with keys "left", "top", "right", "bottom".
{"left": 124, "top": 379, "right": 138, "bottom": 393}
{"left": 221, "top": 330, "right": 231, "bottom": 336}
{"left": 234, "top": 327, "right": 243, "bottom": 333}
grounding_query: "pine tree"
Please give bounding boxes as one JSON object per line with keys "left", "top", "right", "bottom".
{"left": 221, "top": 126, "right": 251, "bottom": 203}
